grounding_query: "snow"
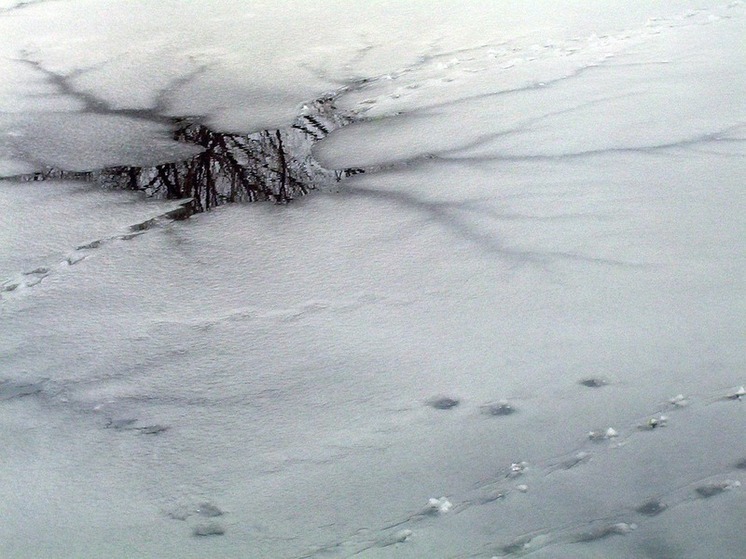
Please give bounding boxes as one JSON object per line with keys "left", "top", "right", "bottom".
{"left": 1, "top": 0, "right": 740, "bottom": 173}
{"left": 0, "top": 179, "right": 187, "bottom": 289}
{"left": 0, "top": 113, "right": 204, "bottom": 174}
{"left": 1, "top": 1, "right": 745, "bottom": 558}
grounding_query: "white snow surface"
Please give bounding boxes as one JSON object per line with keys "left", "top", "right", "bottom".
{"left": 1, "top": 1, "right": 745, "bottom": 558}
{"left": 0, "top": 0, "right": 742, "bottom": 173}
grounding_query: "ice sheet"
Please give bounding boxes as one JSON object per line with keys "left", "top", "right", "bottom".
{"left": 314, "top": 12, "right": 745, "bottom": 168}
{"left": 1, "top": 0, "right": 736, "bottom": 173}
{"left": 1, "top": 1, "right": 744, "bottom": 558}
{"left": 0, "top": 113, "right": 204, "bottom": 174}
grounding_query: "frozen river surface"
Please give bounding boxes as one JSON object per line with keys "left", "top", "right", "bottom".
{"left": 1, "top": 2, "right": 744, "bottom": 558}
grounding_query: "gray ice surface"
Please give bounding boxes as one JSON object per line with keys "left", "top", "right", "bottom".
{"left": 1, "top": 2, "right": 744, "bottom": 558}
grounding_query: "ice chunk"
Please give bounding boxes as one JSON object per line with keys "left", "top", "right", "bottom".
{"left": 509, "top": 462, "right": 529, "bottom": 477}
{"left": 425, "top": 497, "right": 452, "bottom": 514}
{"left": 588, "top": 428, "right": 618, "bottom": 441}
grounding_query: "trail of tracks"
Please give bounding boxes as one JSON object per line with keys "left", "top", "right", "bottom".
{"left": 293, "top": 385, "right": 744, "bottom": 558}
{"left": 0, "top": 198, "right": 194, "bottom": 303}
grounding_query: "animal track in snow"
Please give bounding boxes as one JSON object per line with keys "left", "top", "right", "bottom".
{"left": 0, "top": 200, "right": 193, "bottom": 302}
{"left": 293, "top": 382, "right": 744, "bottom": 558}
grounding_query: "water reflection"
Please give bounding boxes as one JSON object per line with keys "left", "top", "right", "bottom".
{"left": 21, "top": 101, "right": 364, "bottom": 212}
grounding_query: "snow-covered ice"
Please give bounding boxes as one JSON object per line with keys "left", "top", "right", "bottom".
{"left": 1, "top": 1, "right": 745, "bottom": 558}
